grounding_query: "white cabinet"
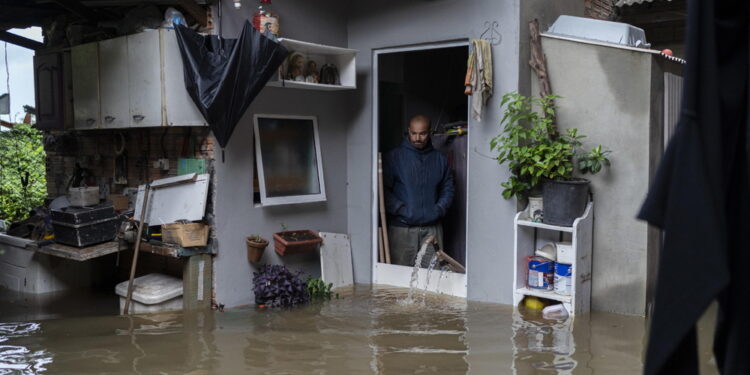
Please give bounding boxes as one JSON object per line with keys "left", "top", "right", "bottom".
{"left": 71, "top": 42, "right": 99, "bottom": 129}
{"left": 99, "top": 36, "right": 130, "bottom": 128}
{"left": 128, "top": 30, "right": 163, "bottom": 127}
{"left": 71, "top": 29, "right": 207, "bottom": 129}
{"left": 512, "top": 202, "right": 593, "bottom": 316}
{"left": 162, "top": 29, "right": 207, "bottom": 126}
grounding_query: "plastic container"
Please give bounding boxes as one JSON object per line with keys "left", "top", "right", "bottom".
{"left": 556, "top": 242, "right": 574, "bottom": 264}
{"left": 68, "top": 186, "right": 100, "bottom": 207}
{"left": 542, "top": 303, "right": 569, "bottom": 320}
{"left": 554, "top": 263, "right": 573, "bottom": 295}
{"left": 115, "top": 273, "right": 183, "bottom": 314}
{"left": 527, "top": 256, "right": 554, "bottom": 291}
{"left": 535, "top": 242, "right": 557, "bottom": 261}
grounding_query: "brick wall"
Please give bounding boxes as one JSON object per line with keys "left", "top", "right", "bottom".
{"left": 585, "top": 0, "right": 617, "bottom": 20}
{"left": 44, "top": 127, "right": 214, "bottom": 198}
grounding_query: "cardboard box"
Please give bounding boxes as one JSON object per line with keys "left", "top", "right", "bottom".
{"left": 161, "top": 222, "right": 209, "bottom": 247}
{"left": 108, "top": 194, "right": 130, "bottom": 211}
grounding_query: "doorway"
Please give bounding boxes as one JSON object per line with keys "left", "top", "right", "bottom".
{"left": 372, "top": 42, "right": 470, "bottom": 297}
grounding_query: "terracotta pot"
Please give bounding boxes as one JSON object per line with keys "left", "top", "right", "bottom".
{"left": 272, "top": 230, "right": 323, "bottom": 256}
{"left": 246, "top": 236, "right": 268, "bottom": 263}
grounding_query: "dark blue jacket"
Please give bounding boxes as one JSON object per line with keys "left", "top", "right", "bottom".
{"left": 384, "top": 137, "right": 455, "bottom": 226}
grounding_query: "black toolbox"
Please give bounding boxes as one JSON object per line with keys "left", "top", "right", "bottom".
{"left": 51, "top": 202, "right": 119, "bottom": 247}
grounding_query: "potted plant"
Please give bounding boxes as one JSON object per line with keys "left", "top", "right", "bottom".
{"left": 246, "top": 234, "right": 268, "bottom": 263}
{"left": 490, "top": 93, "right": 611, "bottom": 226}
{"left": 252, "top": 264, "right": 309, "bottom": 308}
{"left": 272, "top": 223, "right": 323, "bottom": 256}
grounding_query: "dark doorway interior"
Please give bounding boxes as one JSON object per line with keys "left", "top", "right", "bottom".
{"left": 378, "top": 45, "right": 469, "bottom": 267}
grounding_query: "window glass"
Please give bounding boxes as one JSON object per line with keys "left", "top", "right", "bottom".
{"left": 255, "top": 116, "right": 323, "bottom": 203}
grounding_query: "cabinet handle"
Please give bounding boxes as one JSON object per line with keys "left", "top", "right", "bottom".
{"left": 86, "top": 118, "right": 96, "bottom": 126}
{"left": 105, "top": 116, "right": 116, "bottom": 123}
{"left": 132, "top": 115, "right": 145, "bottom": 122}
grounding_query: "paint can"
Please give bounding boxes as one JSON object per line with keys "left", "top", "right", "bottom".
{"left": 527, "top": 256, "right": 554, "bottom": 291}
{"left": 554, "top": 263, "right": 572, "bottom": 295}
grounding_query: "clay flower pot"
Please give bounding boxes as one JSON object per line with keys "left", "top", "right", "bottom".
{"left": 246, "top": 236, "right": 269, "bottom": 263}
{"left": 272, "top": 230, "right": 323, "bottom": 256}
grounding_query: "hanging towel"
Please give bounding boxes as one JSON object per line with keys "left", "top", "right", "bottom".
{"left": 464, "top": 40, "right": 493, "bottom": 121}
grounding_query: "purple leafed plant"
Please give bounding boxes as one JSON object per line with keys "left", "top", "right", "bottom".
{"left": 252, "top": 264, "right": 310, "bottom": 308}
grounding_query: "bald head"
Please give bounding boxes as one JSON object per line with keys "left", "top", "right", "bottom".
{"left": 407, "top": 115, "right": 431, "bottom": 149}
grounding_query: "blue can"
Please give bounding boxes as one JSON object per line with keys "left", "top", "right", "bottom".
{"left": 528, "top": 256, "right": 554, "bottom": 290}
{"left": 554, "top": 263, "right": 572, "bottom": 295}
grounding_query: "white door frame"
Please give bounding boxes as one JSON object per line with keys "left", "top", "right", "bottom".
{"left": 371, "top": 41, "right": 471, "bottom": 298}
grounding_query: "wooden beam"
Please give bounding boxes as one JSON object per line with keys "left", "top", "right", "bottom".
{"left": 176, "top": 0, "right": 208, "bottom": 27}
{"left": 528, "top": 19, "right": 557, "bottom": 138}
{"left": 49, "top": 0, "right": 98, "bottom": 20}
{"left": 0, "top": 31, "right": 43, "bottom": 50}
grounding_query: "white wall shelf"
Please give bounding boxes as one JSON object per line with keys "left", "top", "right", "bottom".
{"left": 266, "top": 38, "right": 357, "bottom": 90}
{"left": 512, "top": 202, "right": 593, "bottom": 316}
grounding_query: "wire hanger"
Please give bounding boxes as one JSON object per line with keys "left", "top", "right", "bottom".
{"left": 479, "top": 21, "right": 502, "bottom": 46}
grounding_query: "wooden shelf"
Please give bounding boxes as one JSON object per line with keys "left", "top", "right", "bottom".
{"left": 268, "top": 38, "right": 357, "bottom": 90}
{"left": 266, "top": 80, "right": 356, "bottom": 91}
{"left": 516, "top": 220, "right": 574, "bottom": 232}
{"left": 515, "top": 287, "right": 572, "bottom": 304}
{"left": 512, "top": 202, "right": 593, "bottom": 316}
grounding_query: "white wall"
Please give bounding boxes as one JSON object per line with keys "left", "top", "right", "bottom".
{"left": 537, "top": 36, "right": 668, "bottom": 315}
{"left": 345, "top": 0, "right": 582, "bottom": 304}
{"left": 211, "top": 0, "right": 352, "bottom": 309}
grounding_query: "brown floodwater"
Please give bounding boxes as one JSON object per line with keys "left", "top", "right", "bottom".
{"left": 0, "top": 285, "right": 719, "bottom": 374}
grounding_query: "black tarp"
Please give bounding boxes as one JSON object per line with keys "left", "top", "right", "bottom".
{"left": 174, "top": 21, "right": 288, "bottom": 149}
{"left": 638, "top": 0, "right": 750, "bottom": 374}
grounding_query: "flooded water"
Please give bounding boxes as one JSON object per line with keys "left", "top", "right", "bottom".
{"left": 0, "top": 285, "right": 718, "bottom": 374}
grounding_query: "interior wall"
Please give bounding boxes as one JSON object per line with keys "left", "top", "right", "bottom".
{"left": 211, "top": 0, "right": 352, "bottom": 309}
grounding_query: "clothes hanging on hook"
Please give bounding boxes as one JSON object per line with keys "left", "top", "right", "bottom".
{"left": 464, "top": 40, "right": 492, "bottom": 122}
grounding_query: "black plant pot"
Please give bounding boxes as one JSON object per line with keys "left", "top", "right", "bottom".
{"left": 542, "top": 179, "right": 590, "bottom": 226}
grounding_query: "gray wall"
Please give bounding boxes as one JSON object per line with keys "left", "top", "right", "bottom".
{"left": 537, "top": 36, "right": 662, "bottom": 315}
{"left": 345, "top": 0, "right": 582, "bottom": 304}
{"left": 211, "top": 0, "right": 351, "bottom": 309}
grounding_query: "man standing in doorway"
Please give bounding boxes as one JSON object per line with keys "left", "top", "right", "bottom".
{"left": 384, "top": 115, "right": 455, "bottom": 267}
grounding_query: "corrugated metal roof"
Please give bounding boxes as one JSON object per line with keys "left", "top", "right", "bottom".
{"left": 615, "top": 0, "right": 658, "bottom": 7}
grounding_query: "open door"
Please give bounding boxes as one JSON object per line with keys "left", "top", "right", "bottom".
{"left": 372, "top": 42, "right": 469, "bottom": 297}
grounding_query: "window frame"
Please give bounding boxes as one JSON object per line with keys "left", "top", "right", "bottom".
{"left": 253, "top": 114, "right": 327, "bottom": 206}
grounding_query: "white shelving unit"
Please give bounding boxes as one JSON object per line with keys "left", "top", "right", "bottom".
{"left": 266, "top": 38, "right": 357, "bottom": 90}
{"left": 512, "top": 202, "right": 593, "bottom": 315}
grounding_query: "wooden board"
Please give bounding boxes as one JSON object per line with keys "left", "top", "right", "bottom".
{"left": 34, "top": 241, "right": 126, "bottom": 261}
{"left": 134, "top": 173, "right": 209, "bottom": 225}
{"left": 319, "top": 232, "right": 354, "bottom": 290}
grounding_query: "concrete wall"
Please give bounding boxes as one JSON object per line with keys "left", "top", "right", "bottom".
{"left": 345, "top": 0, "right": 582, "bottom": 304}
{"left": 537, "top": 36, "right": 663, "bottom": 315}
{"left": 211, "top": 0, "right": 351, "bottom": 309}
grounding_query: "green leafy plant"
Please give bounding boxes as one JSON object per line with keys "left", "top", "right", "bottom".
{"left": 490, "top": 93, "right": 611, "bottom": 199}
{"left": 305, "top": 277, "right": 338, "bottom": 300}
{"left": 248, "top": 234, "right": 266, "bottom": 243}
{"left": 0, "top": 124, "right": 47, "bottom": 222}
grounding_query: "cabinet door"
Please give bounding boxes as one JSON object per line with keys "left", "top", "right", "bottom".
{"left": 71, "top": 43, "right": 99, "bottom": 129}
{"left": 127, "top": 30, "right": 162, "bottom": 127}
{"left": 161, "top": 29, "right": 207, "bottom": 126}
{"left": 99, "top": 36, "right": 130, "bottom": 128}
{"left": 34, "top": 53, "right": 64, "bottom": 130}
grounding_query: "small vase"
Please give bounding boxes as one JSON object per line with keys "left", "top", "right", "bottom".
{"left": 246, "top": 237, "right": 268, "bottom": 263}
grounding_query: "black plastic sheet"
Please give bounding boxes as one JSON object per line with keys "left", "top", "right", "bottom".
{"left": 174, "top": 21, "right": 288, "bottom": 149}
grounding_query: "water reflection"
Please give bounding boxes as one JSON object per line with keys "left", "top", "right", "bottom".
{"left": 0, "top": 286, "right": 659, "bottom": 374}
{"left": 511, "top": 309, "right": 581, "bottom": 374}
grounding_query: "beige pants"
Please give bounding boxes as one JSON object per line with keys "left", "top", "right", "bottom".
{"left": 387, "top": 223, "right": 443, "bottom": 267}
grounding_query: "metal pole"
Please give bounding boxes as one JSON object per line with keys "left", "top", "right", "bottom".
{"left": 123, "top": 184, "right": 151, "bottom": 314}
